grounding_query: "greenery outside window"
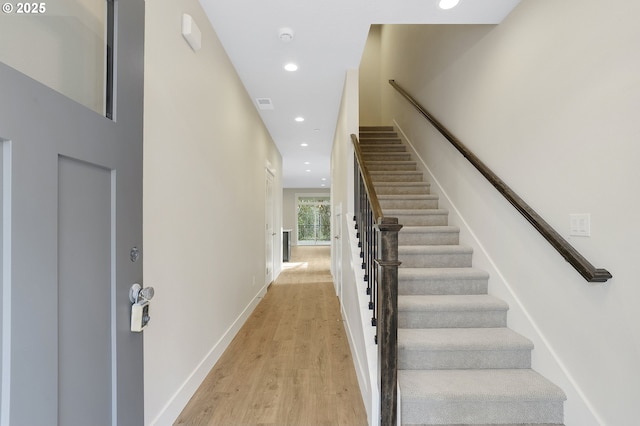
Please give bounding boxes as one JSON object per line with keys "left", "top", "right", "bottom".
{"left": 297, "top": 196, "right": 330, "bottom": 245}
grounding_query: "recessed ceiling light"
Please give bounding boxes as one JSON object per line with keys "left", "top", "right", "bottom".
{"left": 284, "top": 63, "right": 298, "bottom": 72}
{"left": 305, "top": 169, "right": 311, "bottom": 172}
{"left": 321, "top": 178, "right": 327, "bottom": 181}
{"left": 295, "top": 117, "right": 304, "bottom": 122}
{"left": 439, "top": 0, "right": 459, "bottom": 10}
{"left": 304, "top": 161, "right": 310, "bottom": 165}
{"left": 300, "top": 143, "right": 308, "bottom": 147}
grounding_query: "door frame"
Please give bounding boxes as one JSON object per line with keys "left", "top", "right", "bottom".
{"left": 332, "top": 202, "right": 343, "bottom": 298}
{"left": 265, "top": 166, "right": 276, "bottom": 286}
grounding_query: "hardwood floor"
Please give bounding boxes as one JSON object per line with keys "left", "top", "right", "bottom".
{"left": 174, "top": 246, "right": 368, "bottom": 426}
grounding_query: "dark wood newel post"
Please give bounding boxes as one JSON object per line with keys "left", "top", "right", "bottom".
{"left": 377, "top": 218, "right": 402, "bottom": 426}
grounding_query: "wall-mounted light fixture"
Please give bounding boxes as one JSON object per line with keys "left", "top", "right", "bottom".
{"left": 182, "top": 14, "right": 202, "bottom": 51}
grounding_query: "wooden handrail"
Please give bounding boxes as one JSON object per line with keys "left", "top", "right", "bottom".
{"left": 351, "top": 134, "right": 384, "bottom": 223}
{"left": 389, "top": 79, "right": 612, "bottom": 283}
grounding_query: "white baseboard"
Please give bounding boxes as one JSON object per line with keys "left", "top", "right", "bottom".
{"left": 149, "top": 286, "right": 267, "bottom": 426}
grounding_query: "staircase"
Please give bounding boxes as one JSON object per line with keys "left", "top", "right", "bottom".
{"left": 359, "top": 126, "right": 566, "bottom": 426}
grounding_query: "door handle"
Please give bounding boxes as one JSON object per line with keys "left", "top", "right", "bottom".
{"left": 129, "top": 283, "right": 154, "bottom": 303}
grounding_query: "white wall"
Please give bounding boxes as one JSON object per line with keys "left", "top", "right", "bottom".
{"left": 283, "top": 188, "right": 330, "bottom": 246}
{"left": 331, "top": 69, "right": 380, "bottom": 424}
{"left": 143, "top": 0, "right": 282, "bottom": 424}
{"left": 364, "top": 0, "right": 640, "bottom": 424}
{"left": 359, "top": 25, "right": 382, "bottom": 126}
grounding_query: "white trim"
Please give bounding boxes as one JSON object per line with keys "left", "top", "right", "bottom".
{"left": 265, "top": 169, "right": 276, "bottom": 286}
{"left": 1, "top": 140, "right": 12, "bottom": 426}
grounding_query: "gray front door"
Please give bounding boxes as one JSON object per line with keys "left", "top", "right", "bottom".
{"left": 0, "top": 1, "right": 145, "bottom": 425}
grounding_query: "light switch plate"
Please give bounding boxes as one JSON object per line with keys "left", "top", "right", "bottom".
{"left": 569, "top": 213, "right": 591, "bottom": 237}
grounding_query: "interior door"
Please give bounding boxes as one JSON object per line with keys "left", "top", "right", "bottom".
{"left": 0, "top": 1, "right": 145, "bottom": 424}
{"left": 265, "top": 169, "right": 275, "bottom": 286}
{"left": 333, "top": 203, "right": 343, "bottom": 298}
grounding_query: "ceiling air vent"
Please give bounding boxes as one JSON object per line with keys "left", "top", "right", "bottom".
{"left": 256, "top": 98, "right": 274, "bottom": 110}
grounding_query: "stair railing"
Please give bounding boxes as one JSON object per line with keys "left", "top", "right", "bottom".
{"left": 352, "top": 133, "right": 403, "bottom": 426}
{"left": 389, "top": 79, "right": 612, "bottom": 283}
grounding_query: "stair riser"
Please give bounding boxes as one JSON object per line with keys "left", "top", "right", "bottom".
{"left": 366, "top": 163, "right": 417, "bottom": 172}
{"left": 362, "top": 153, "right": 412, "bottom": 161}
{"left": 400, "top": 252, "right": 471, "bottom": 268}
{"left": 398, "top": 311, "right": 507, "bottom": 329}
{"left": 360, "top": 126, "right": 394, "bottom": 132}
{"left": 399, "top": 279, "right": 487, "bottom": 295}
{"left": 360, "top": 138, "right": 402, "bottom": 144}
{"left": 401, "top": 400, "right": 564, "bottom": 425}
{"left": 375, "top": 185, "right": 430, "bottom": 195}
{"left": 399, "top": 231, "right": 458, "bottom": 245}
{"left": 360, "top": 145, "right": 406, "bottom": 152}
{"left": 359, "top": 132, "right": 398, "bottom": 138}
{"left": 399, "top": 349, "right": 531, "bottom": 370}
{"left": 393, "top": 215, "right": 448, "bottom": 226}
{"left": 371, "top": 173, "right": 422, "bottom": 183}
{"left": 381, "top": 199, "right": 439, "bottom": 209}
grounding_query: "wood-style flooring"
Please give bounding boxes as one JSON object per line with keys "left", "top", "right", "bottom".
{"left": 174, "top": 246, "right": 368, "bottom": 425}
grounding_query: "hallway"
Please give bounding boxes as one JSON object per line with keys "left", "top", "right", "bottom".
{"left": 174, "top": 246, "right": 368, "bottom": 425}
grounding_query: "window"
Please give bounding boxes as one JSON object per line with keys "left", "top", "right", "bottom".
{"left": 0, "top": 0, "right": 114, "bottom": 117}
{"left": 297, "top": 196, "right": 330, "bottom": 245}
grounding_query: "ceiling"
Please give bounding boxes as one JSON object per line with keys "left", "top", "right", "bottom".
{"left": 199, "top": 0, "right": 521, "bottom": 188}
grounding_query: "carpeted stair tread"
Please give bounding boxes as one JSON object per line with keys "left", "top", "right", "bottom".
{"left": 366, "top": 161, "right": 418, "bottom": 171}
{"left": 398, "top": 226, "right": 459, "bottom": 245}
{"left": 380, "top": 194, "right": 438, "bottom": 201}
{"left": 424, "top": 424, "right": 564, "bottom": 426}
{"left": 398, "top": 327, "right": 534, "bottom": 370}
{"left": 362, "top": 152, "right": 412, "bottom": 160}
{"left": 360, "top": 125, "right": 394, "bottom": 131}
{"left": 398, "top": 295, "right": 507, "bottom": 328}
{"left": 399, "top": 327, "right": 533, "bottom": 353}
{"left": 379, "top": 194, "right": 438, "bottom": 204}
{"left": 375, "top": 181, "right": 431, "bottom": 188}
{"left": 398, "top": 267, "right": 489, "bottom": 295}
{"left": 387, "top": 209, "right": 449, "bottom": 226}
{"left": 370, "top": 171, "right": 424, "bottom": 182}
{"left": 399, "top": 369, "right": 566, "bottom": 424}
{"left": 374, "top": 182, "right": 431, "bottom": 195}
{"left": 399, "top": 295, "right": 508, "bottom": 312}
{"left": 399, "top": 245, "right": 472, "bottom": 268}
{"left": 360, "top": 131, "right": 398, "bottom": 138}
{"left": 385, "top": 208, "right": 448, "bottom": 216}
{"left": 359, "top": 144, "right": 407, "bottom": 152}
{"left": 359, "top": 138, "right": 403, "bottom": 144}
